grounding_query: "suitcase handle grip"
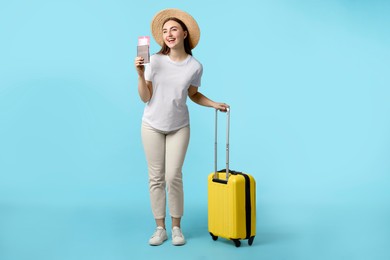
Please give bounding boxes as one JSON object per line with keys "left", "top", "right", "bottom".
{"left": 214, "top": 108, "right": 230, "bottom": 182}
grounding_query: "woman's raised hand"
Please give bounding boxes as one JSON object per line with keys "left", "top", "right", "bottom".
{"left": 135, "top": 57, "right": 145, "bottom": 76}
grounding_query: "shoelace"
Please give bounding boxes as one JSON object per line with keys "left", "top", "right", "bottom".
{"left": 172, "top": 228, "right": 183, "bottom": 238}
{"left": 152, "top": 228, "right": 164, "bottom": 238}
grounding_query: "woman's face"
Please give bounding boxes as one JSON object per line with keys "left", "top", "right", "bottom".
{"left": 162, "top": 20, "right": 188, "bottom": 50}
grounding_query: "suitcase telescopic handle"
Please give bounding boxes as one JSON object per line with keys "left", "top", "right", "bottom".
{"left": 214, "top": 107, "right": 230, "bottom": 182}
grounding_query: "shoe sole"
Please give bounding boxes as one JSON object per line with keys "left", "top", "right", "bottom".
{"left": 149, "top": 236, "right": 168, "bottom": 246}
{"left": 172, "top": 240, "right": 186, "bottom": 246}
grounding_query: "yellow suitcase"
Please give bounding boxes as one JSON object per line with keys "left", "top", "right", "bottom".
{"left": 208, "top": 109, "right": 256, "bottom": 247}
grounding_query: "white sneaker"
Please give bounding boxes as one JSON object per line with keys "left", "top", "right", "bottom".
{"left": 149, "top": 227, "right": 168, "bottom": 246}
{"left": 172, "top": 226, "right": 186, "bottom": 246}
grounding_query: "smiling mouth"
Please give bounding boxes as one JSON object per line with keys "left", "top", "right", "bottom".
{"left": 167, "top": 38, "right": 176, "bottom": 43}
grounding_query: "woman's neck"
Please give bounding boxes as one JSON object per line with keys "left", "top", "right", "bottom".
{"left": 168, "top": 49, "right": 188, "bottom": 62}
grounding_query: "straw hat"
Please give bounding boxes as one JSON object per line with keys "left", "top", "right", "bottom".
{"left": 151, "top": 8, "right": 200, "bottom": 49}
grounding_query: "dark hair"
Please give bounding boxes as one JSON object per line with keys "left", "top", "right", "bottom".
{"left": 157, "top": 17, "right": 193, "bottom": 56}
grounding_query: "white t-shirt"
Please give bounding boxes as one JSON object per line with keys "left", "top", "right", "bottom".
{"left": 143, "top": 54, "right": 203, "bottom": 131}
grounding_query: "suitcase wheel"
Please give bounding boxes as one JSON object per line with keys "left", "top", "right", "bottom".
{"left": 232, "top": 239, "right": 241, "bottom": 247}
{"left": 248, "top": 236, "right": 255, "bottom": 246}
{"left": 209, "top": 232, "right": 218, "bottom": 241}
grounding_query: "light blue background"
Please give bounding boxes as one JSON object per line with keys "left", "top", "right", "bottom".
{"left": 1, "top": 0, "right": 389, "bottom": 259}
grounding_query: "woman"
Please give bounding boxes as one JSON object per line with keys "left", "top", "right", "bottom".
{"left": 134, "top": 8, "right": 229, "bottom": 246}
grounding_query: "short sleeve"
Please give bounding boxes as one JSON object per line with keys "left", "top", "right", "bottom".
{"left": 190, "top": 64, "right": 203, "bottom": 87}
{"left": 144, "top": 63, "right": 152, "bottom": 81}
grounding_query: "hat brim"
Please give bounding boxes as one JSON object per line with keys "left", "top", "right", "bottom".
{"left": 151, "top": 8, "right": 200, "bottom": 50}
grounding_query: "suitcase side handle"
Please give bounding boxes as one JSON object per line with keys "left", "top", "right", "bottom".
{"left": 214, "top": 108, "right": 230, "bottom": 182}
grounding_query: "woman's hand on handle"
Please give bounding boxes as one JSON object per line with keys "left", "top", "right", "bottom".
{"left": 213, "top": 102, "right": 230, "bottom": 112}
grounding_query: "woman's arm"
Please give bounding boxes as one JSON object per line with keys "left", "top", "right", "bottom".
{"left": 188, "top": 86, "right": 229, "bottom": 111}
{"left": 138, "top": 76, "right": 153, "bottom": 103}
{"left": 135, "top": 57, "right": 153, "bottom": 103}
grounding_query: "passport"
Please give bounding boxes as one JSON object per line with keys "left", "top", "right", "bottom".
{"left": 137, "top": 36, "right": 150, "bottom": 64}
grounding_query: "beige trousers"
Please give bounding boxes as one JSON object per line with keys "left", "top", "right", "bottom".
{"left": 141, "top": 122, "right": 190, "bottom": 219}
